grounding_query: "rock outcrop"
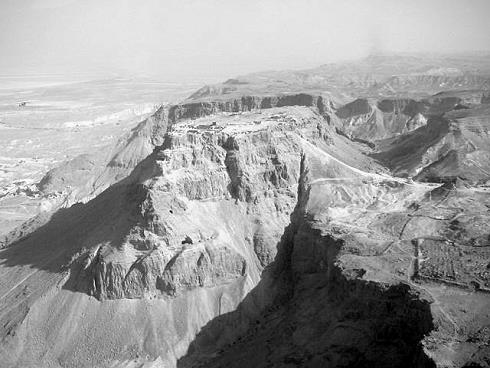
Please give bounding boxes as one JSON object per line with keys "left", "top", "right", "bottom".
{"left": 169, "top": 93, "right": 331, "bottom": 121}
{"left": 373, "top": 104, "right": 490, "bottom": 183}
{"left": 2, "top": 53, "right": 490, "bottom": 368}
{"left": 36, "top": 94, "right": 335, "bottom": 204}
{"left": 0, "top": 106, "right": 339, "bottom": 367}
{"left": 179, "top": 133, "right": 490, "bottom": 368}
{"left": 333, "top": 96, "right": 469, "bottom": 143}
{"left": 1, "top": 101, "right": 488, "bottom": 367}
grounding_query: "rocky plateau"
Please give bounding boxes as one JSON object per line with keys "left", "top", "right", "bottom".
{"left": 0, "top": 54, "right": 489, "bottom": 368}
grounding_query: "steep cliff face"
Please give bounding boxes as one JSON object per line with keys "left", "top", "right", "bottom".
{"left": 0, "top": 106, "right": 346, "bottom": 367}
{"left": 186, "top": 225, "right": 436, "bottom": 368}
{"left": 169, "top": 93, "right": 331, "bottom": 121}
{"left": 75, "top": 110, "right": 309, "bottom": 301}
{"left": 37, "top": 94, "right": 335, "bottom": 203}
{"left": 1, "top": 90, "right": 489, "bottom": 368}
{"left": 372, "top": 104, "right": 490, "bottom": 183}
{"left": 179, "top": 138, "right": 490, "bottom": 368}
{"left": 333, "top": 96, "right": 467, "bottom": 142}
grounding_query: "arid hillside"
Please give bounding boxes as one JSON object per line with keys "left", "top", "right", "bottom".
{"left": 0, "top": 54, "right": 489, "bottom": 368}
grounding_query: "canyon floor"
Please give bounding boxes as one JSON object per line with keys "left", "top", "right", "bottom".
{"left": 0, "top": 54, "right": 489, "bottom": 368}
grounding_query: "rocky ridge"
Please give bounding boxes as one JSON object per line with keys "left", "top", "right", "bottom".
{"left": 0, "top": 97, "right": 488, "bottom": 367}
{"left": 1, "top": 54, "right": 490, "bottom": 367}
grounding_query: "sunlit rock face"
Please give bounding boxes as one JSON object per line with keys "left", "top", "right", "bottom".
{"left": 1, "top": 53, "right": 490, "bottom": 367}
{"left": 77, "top": 107, "right": 313, "bottom": 301}
{"left": 0, "top": 104, "right": 346, "bottom": 367}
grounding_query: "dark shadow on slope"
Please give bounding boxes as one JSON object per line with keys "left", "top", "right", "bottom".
{"left": 177, "top": 190, "right": 436, "bottom": 368}
{"left": 175, "top": 194, "right": 300, "bottom": 368}
{"left": 176, "top": 155, "right": 311, "bottom": 367}
{"left": 371, "top": 116, "right": 449, "bottom": 176}
{"left": 177, "top": 233, "right": 436, "bottom": 367}
{"left": 0, "top": 127, "right": 437, "bottom": 367}
{"left": 0, "top": 151, "right": 159, "bottom": 295}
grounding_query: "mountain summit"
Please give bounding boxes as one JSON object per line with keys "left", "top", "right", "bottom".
{"left": 1, "top": 54, "right": 489, "bottom": 368}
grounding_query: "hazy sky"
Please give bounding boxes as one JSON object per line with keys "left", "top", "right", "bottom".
{"left": 1, "top": 0, "right": 490, "bottom": 82}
